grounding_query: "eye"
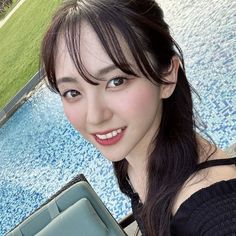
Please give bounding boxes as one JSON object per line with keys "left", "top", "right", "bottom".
{"left": 62, "top": 90, "right": 80, "bottom": 98}
{"left": 107, "top": 77, "right": 126, "bottom": 88}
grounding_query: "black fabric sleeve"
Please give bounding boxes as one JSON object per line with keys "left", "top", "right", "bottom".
{"left": 171, "top": 179, "right": 236, "bottom": 236}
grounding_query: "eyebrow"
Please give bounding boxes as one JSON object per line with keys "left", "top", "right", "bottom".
{"left": 56, "top": 64, "right": 118, "bottom": 85}
{"left": 57, "top": 77, "right": 78, "bottom": 85}
{"left": 96, "top": 64, "right": 117, "bottom": 77}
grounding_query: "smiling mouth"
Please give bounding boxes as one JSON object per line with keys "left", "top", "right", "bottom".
{"left": 93, "top": 127, "right": 126, "bottom": 146}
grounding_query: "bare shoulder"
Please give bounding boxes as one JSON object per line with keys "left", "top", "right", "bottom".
{"left": 172, "top": 150, "right": 236, "bottom": 215}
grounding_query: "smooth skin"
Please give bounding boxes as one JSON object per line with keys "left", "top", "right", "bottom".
{"left": 55, "top": 21, "right": 236, "bottom": 213}
{"left": 55, "top": 22, "right": 177, "bottom": 163}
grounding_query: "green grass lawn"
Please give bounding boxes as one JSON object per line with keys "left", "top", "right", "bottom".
{"left": 0, "top": 0, "right": 61, "bottom": 110}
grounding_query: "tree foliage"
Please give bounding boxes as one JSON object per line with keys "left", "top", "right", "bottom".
{"left": 0, "top": 0, "right": 13, "bottom": 14}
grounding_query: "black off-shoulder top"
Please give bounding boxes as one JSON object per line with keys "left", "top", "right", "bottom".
{"left": 123, "top": 157, "right": 236, "bottom": 236}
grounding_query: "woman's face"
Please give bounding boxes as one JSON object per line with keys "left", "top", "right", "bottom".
{"left": 55, "top": 22, "right": 164, "bottom": 162}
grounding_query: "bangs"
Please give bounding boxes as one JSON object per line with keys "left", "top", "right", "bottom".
{"left": 60, "top": 13, "right": 139, "bottom": 86}
{"left": 42, "top": 0, "right": 174, "bottom": 93}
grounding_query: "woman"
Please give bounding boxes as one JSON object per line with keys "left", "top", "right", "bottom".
{"left": 41, "top": 0, "right": 236, "bottom": 235}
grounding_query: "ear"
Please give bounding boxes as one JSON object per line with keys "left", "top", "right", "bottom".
{"left": 160, "top": 56, "right": 180, "bottom": 99}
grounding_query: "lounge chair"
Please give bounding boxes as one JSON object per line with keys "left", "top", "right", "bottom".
{"left": 7, "top": 174, "right": 130, "bottom": 236}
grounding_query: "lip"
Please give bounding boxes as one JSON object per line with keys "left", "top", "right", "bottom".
{"left": 92, "top": 127, "right": 126, "bottom": 146}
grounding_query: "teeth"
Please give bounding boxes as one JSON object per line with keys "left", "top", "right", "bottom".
{"left": 106, "top": 133, "right": 113, "bottom": 138}
{"left": 96, "top": 134, "right": 107, "bottom": 140}
{"left": 96, "top": 128, "right": 122, "bottom": 140}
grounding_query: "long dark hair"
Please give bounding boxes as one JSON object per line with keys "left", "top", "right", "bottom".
{"left": 41, "top": 0, "right": 207, "bottom": 235}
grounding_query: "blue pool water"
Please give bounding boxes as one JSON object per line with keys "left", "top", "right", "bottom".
{"left": 0, "top": 0, "right": 235, "bottom": 235}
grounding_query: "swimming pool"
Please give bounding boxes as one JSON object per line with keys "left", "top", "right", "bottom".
{"left": 0, "top": 0, "right": 235, "bottom": 235}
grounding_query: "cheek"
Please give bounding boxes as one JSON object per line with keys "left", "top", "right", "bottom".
{"left": 117, "top": 87, "right": 160, "bottom": 116}
{"left": 63, "top": 103, "right": 85, "bottom": 131}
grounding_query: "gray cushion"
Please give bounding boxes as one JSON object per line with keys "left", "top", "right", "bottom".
{"left": 37, "top": 198, "right": 108, "bottom": 236}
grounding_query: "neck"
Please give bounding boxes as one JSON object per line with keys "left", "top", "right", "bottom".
{"left": 125, "top": 143, "right": 149, "bottom": 176}
{"left": 126, "top": 150, "right": 149, "bottom": 202}
{"left": 125, "top": 128, "right": 155, "bottom": 174}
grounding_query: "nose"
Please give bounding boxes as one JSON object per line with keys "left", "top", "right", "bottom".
{"left": 86, "top": 94, "right": 113, "bottom": 125}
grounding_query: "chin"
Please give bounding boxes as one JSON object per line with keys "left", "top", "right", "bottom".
{"left": 102, "top": 153, "right": 125, "bottom": 162}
